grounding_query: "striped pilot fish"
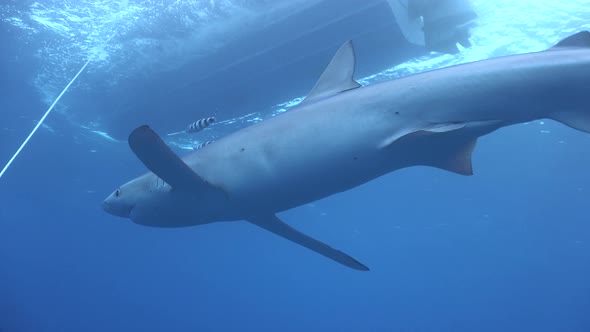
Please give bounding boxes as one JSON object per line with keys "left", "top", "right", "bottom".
{"left": 185, "top": 117, "right": 216, "bottom": 133}
{"left": 192, "top": 140, "right": 214, "bottom": 151}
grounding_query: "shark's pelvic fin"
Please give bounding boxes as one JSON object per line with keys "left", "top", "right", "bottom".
{"left": 551, "top": 31, "right": 590, "bottom": 49}
{"left": 380, "top": 122, "right": 466, "bottom": 148}
{"left": 128, "top": 125, "right": 222, "bottom": 194}
{"left": 423, "top": 122, "right": 466, "bottom": 133}
{"left": 550, "top": 111, "right": 590, "bottom": 134}
{"left": 425, "top": 138, "right": 477, "bottom": 176}
{"left": 380, "top": 122, "right": 477, "bottom": 175}
{"left": 248, "top": 214, "right": 369, "bottom": 271}
{"left": 301, "top": 41, "right": 361, "bottom": 105}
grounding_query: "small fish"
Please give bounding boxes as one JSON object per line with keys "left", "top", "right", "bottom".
{"left": 186, "top": 117, "right": 216, "bottom": 133}
{"left": 192, "top": 140, "right": 214, "bottom": 151}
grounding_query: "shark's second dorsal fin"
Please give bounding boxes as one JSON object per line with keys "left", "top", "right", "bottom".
{"left": 300, "top": 41, "right": 361, "bottom": 105}
{"left": 128, "top": 125, "right": 222, "bottom": 195}
{"left": 551, "top": 31, "right": 590, "bottom": 50}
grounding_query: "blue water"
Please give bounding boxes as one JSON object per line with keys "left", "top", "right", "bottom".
{"left": 1, "top": 0, "right": 590, "bottom": 331}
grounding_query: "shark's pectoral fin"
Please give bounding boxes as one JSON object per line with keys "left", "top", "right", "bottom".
{"left": 300, "top": 41, "right": 361, "bottom": 106}
{"left": 550, "top": 111, "right": 590, "bottom": 134}
{"left": 128, "top": 125, "right": 223, "bottom": 194}
{"left": 247, "top": 215, "right": 369, "bottom": 271}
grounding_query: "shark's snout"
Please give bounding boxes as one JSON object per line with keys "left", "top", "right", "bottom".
{"left": 102, "top": 190, "right": 133, "bottom": 218}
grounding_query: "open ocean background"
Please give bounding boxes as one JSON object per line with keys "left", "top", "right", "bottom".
{"left": 1, "top": 0, "right": 590, "bottom": 331}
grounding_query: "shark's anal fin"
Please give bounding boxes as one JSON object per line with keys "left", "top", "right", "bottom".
{"left": 128, "top": 125, "right": 219, "bottom": 194}
{"left": 248, "top": 215, "right": 369, "bottom": 271}
{"left": 300, "top": 41, "right": 361, "bottom": 105}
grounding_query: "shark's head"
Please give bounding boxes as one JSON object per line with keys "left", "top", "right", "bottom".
{"left": 102, "top": 174, "right": 212, "bottom": 227}
{"left": 102, "top": 125, "right": 233, "bottom": 227}
{"left": 102, "top": 176, "right": 151, "bottom": 219}
{"left": 102, "top": 185, "right": 135, "bottom": 218}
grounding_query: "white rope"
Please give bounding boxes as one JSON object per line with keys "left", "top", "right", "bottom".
{"left": 0, "top": 35, "right": 114, "bottom": 179}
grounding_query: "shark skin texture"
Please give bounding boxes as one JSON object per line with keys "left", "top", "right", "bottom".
{"left": 103, "top": 31, "right": 590, "bottom": 271}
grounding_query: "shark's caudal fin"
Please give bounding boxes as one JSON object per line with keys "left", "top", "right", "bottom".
{"left": 300, "top": 41, "right": 361, "bottom": 106}
{"left": 128, "top": 125, "right": 224, "bottom": 195}
{"left": 248, "top": 215, "right": 369, "bottom": 271}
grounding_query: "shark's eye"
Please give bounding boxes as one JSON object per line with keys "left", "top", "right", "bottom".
{"left": 115, "top": 188, "right": 121, "bottom": 197}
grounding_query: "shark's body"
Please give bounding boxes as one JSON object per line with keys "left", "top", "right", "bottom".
{"left": 103, "top": 32, "right": 590, "bottom": 270}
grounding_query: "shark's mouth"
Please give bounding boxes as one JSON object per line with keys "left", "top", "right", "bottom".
{"left": 101, "top": 200, "right": 133, "bottom": 219}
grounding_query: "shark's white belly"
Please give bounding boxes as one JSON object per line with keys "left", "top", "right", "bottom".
{"left": 190, "top": 97, "right": 402, "bottom": 216}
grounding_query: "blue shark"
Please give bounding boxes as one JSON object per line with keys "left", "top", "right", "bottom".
{"left": 103, "top": 31, "right": 590, "bottom": 270}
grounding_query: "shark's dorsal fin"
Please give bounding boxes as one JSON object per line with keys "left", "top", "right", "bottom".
{"left": 248, "top": 214, "right": 369, "bottom": 271}
{"left": 128, "top": 125, "right": 222, "bottom": 195}
{"left": 551, "top": 31, "right": 590, "bottom": 50}
{"left": 300, "top": 41, "right": 361, "bottom": 105}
